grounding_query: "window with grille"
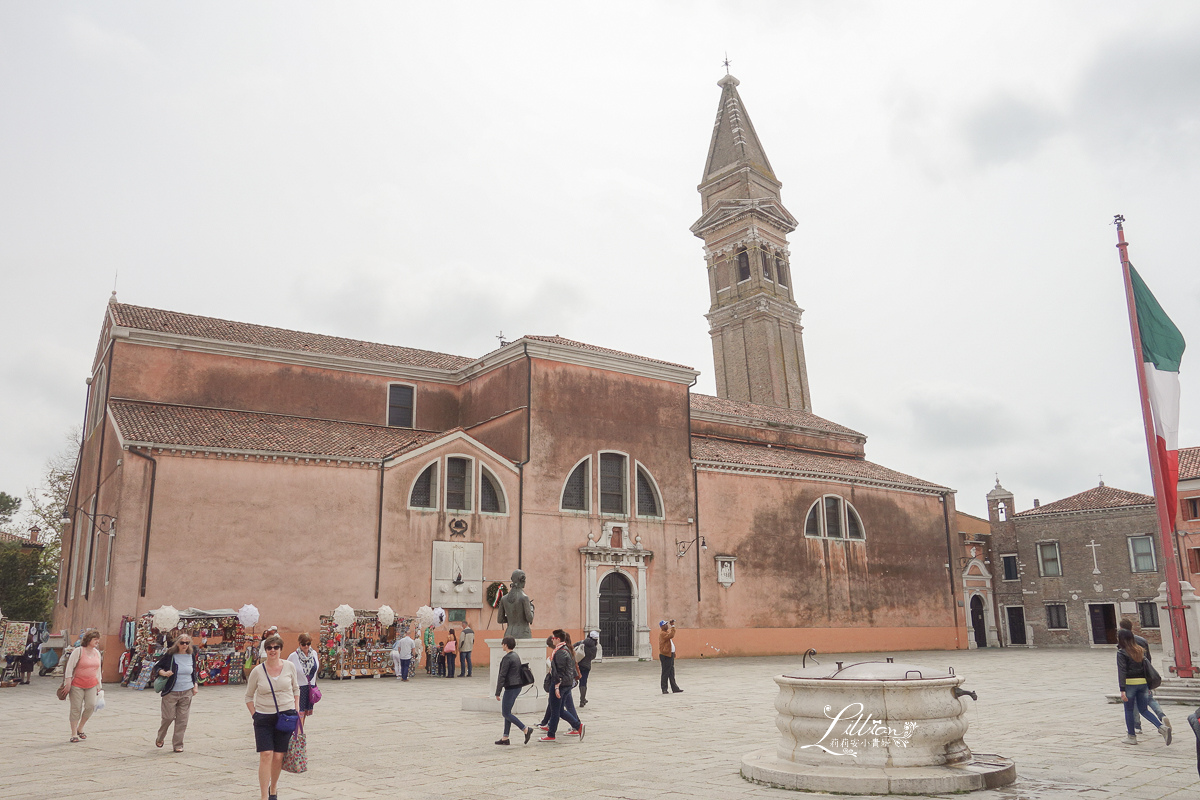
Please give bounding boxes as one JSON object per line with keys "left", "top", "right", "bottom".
{"left": 636, "top": 467, "right": 660, "bottom": 517}
{"left": 1001, "top": 555, "right": 1019, "bottom": 581}
{"left": 410, "top": 464, "right": 436, "bottom": 508}
{"left": 480, "top": 469, "right": 504, "bottom": 513}
{"left": 1036, "top": 542, "right": 1061, "bottom": 577}
{"left": 446, "top": 457, "right": 470, "bottom": 511}
{"left": 804, "top": 495, "right": 865, "bottom": 540}
{"left": 561, "top": 459, "right": 588, "bottom": 511}
{"left": 775, "top": 256, "right": 789, "bottom": 287}
{"left": 600, "top": 453, "right": 626, "bottom": 514}
{"left": 736, "top": 248, "right": 751, "bottom": 282}
{"left": 1129, "top": 536, "right": 1157, "bottom": 573}
{"left": 1138, "top": 601, "right": 1160, "bottom": 629}
{"left": 388, "top": 384, "right": 414, "bottom": 428}
{"left": 1045, "top": 604, "right": 1068, "bottom": 629}
{"left": 760, "top": 249, "right": 773, "bottom": 281}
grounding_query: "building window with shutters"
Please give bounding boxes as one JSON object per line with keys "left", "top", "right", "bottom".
{"left": 760, "top": 249, "right": 773, "bottom": 281}
{"left": 1138, "top": 601, "right": 1160, "bottom": 629}
{"left": 635, "top": 464, "right": 662, "bottom": 518}
{"left": 775, "top": 256, "right": 789, "bottom": 287}
{"left": 446, "top": 457, "right": 472, "bottom": 512}
{"left": 1184, "top": 498, "right": 1200, "bottom": 521}
{"left": 1045, "top": 604, "right": 1068, "bottom": 630}
{"left": 736, "top": 248, "right": 751, "bottom": 283}
{"left": 479, "top": 466, "right": 507, "bottom": 514}
{"left": 1036, "top": 542, "right": 1062, "bottom": 577}
{"left": 599, "top": 452, "right": 627, "bottom": 515}
{"left": 561, "top": 457, "right": 590, "bottom": 512}
{"left": 804, "top": 495, "right": 865, "bottom": 540}
{"left": 409, "top": 463, "right": 437, "bottom": 510}
{"left": 1001, "top": 554, "right": 1019, "bottom": 581}
{"left": 387, "top": 383, "right": 415, "bottom": 428}
{"left": 1128, "top": 535, "right": 1157, "bottom": 573}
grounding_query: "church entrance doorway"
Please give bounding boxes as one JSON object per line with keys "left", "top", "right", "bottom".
{"left": 1088, "top": 603, "right": 1118, "bottom": 645}
{"left": 598, "top": 572, "right": 634, "bottom": 657}
{"left": 1006, "top": 606, "right": 1027, "bottom": 645}
{"left": 970, "top": 595, "right": 987, "bottom": 648}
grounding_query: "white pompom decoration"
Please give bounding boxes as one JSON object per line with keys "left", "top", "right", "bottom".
{"left": 237, "top": 604, "right": 260, "bottom": 628}
{"left": 152, "top": 605, "right": 180, "bottom": 633}
{"left": 415, "top": 606, "right": 437, "bottom": 630}
{"left": 377, "top": 605, "right": 396, "bottom": 628}
{"left": 333, "top": 604, "right": 357, "bottom": 631}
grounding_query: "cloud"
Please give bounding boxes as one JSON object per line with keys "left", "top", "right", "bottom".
{"left": 961, "top": 93, "right": 1061, "bottom": 166}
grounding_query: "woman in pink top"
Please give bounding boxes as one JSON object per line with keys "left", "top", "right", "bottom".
{"left": 62, "top": 629, "right": 102, "bottom": 742}
{"left": 443, "top": 629, "right": 458, "bottom": 679}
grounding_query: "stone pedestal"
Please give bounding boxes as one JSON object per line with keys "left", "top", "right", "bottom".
{"left": 1154, "top": 581, "right": 1200, "bottom": 675}
{"left": 461, "top": 638, "right": 547, "bottom": 713}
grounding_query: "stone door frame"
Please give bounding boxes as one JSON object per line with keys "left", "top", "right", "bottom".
{"left": 580, "top": 540, "right": 652, "bottom": 660}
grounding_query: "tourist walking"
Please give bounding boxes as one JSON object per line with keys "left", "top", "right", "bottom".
{"left": 19, "top": 629, "right": 40, "bottom": 685}
{"left": 541, "top": 629, "right": 583, "bottom": 742}
{"left": 287, "top": 633, "right": 320, "bottom": 722}
{"left": 1118, "top": 619, "right": 1170, "bottom": 734}
{"left": 245, "top": 634, "right": 300, "bottom": 800}
{"left": 257, "top": 626, "right": 279, "bottom": 662}
{"left": 154, "top": 634, "right": 199, "bottom": 751}
{"left": 577, "top": 630, "right": 598, "bottom": 706}
{"left": 423, "top": 625, "right": 435, "bottom": 674}
{"left": 494, "top": 636, "right": 533, "bottom": 745}
{"left": 444, "top": 629, "right": 458, "bottom": 678}
{"left": 63, "top": 629, "right": 102, "bottom": 743}
{"left": 1117, "top": 628, "right": 1170, "bottom": 745}
{"left": 659, "top": 620, "right": 682, "bottom": 694}
{"left": 459, "top": 622, "right": 474, "bottom": 677}
{"left": 394, "top": 629, "right": 415, "bottom": 681}
{"left": 536, "top": 635, "right": 555, "bottom": 730}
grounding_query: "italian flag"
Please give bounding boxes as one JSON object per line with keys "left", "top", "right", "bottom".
{"left": 1131, "top": 264, "right": 1186, "bottom": 515}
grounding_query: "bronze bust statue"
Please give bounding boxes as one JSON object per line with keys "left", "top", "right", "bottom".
{"left": 496, "top": 569, "right": 535, "bottom": 639}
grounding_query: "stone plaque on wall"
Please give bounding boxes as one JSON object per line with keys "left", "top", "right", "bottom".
{"left": 431, "top": 541, "right": 484, "bottom": 608}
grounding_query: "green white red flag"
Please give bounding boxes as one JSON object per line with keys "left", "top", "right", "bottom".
{"left": 1130, "top": 264, "right": 1186, "bottom": 518}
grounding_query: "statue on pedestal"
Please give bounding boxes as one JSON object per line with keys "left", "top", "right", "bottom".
{"left": 497, "top": 569, "right": 535, "bottom": 639}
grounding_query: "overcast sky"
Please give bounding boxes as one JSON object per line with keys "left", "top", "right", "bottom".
{"left": 2, "top": 1, "right": 1199, "bottom": 520}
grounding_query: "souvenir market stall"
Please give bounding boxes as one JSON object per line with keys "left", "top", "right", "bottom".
{"left": 120, "top": 605, "right": 257, "bottom": 690}
{"left": 318, "top": 605, "right": 415, "bottom": 679}
{"left": 0, "top": 618, "right": 46, "bottom": 686}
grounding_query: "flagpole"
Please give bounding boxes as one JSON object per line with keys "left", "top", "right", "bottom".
{"left": 1115, "top": 214, "right": 1195, "bottom": 677}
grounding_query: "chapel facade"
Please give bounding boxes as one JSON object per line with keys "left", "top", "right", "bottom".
{"left": 54, "top": 76, "right": 970, "bottom": 680}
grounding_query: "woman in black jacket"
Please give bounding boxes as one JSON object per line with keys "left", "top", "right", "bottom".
{"left": 154, "top": 635, "right": 199, "bottom": 751}
{"left": 577, "top": 631, "right": 598, "bottom": 707}
{"left": 1117, "top": 628, "right": 1168, "bottom": 746}
{"left": 494, "top": 637, "right": 532, "bottom": 745}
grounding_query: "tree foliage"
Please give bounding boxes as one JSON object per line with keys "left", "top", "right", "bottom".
{"left": 0, "top": 492, "right": 19, "bottom": 526}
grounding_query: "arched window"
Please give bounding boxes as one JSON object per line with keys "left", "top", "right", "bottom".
{"left": 775, "top": 256, "right": 789, "bottom": 287}
{"left": 599, "top": 452, "right": 627, "bottom": 514}
{"left": 635, "top": 465, "right": 662, "bottom": 517}
{"left": 761, "top": 249, "right": 773, "bottom": 281}
{"left": 480, "top": 467, "right": 506, "bottom": 513}
{"left": 561, "top": 458, "right": 589, "bottom": 511}
{"left": 410, "top": 463, "right": 437, "bottom": 509}
{"left": 736, "top": 248, "right": 751, "bottom": 282}
{"left": 804, "top": 495, "right": 865, "bottom": 540}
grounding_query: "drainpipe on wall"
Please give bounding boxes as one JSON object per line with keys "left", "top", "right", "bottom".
{"left": 126, "top": 448, "right": 158, "bottom": 598}
{"left": 941, "top": 491, "right": 962, "bottom": 649}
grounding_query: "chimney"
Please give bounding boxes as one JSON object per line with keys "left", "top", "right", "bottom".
{"left": 1033, "top": 499, "right": 1040, "bottom": 508}
{"left": 27, "top": 525, "right": 41, "bottom": 544}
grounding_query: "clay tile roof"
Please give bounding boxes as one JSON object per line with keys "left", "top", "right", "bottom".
{"left": 689, "top": 393, "right": 863, "bottom": 438}
{"left": 691, "top": 436, "right": 945, "bottom": 490}
{"left": 522, "top": 335, "right": 694, "bottom": 370}
{"left": 109, "top": 400, "right": 442, "bottom": 459}
{"left": 1180, "top": 447, "right": 1200, "bottom": 481}
{"left": 0, "top": 531, "right": 44, "bottom": 548}
{"left": 1014, "top": 485, "right": 1155, "bottom": 517}
{"left": 110, "top": 303, "right": 473, "bottom": 370}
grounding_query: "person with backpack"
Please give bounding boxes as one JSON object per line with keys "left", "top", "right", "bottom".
{"left": 494, "top": 636, "right": 533, "bottom": 745}
{"left": 1117, "top": 627, "right": 1169, "bottom": 745}
{"left": 577, "top": 630, "right": 598, "bottom": 707}
{"left": 540, "top": 629, "right": 584, "bottom": 742}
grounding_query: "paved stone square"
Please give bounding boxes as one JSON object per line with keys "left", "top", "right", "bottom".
{"left": 1, "top": 646, "right": 1198, "bottom": 799}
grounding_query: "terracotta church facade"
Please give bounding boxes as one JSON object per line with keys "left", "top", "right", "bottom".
{"left": 55, "top": 76, "right": 969, "bottom": 678}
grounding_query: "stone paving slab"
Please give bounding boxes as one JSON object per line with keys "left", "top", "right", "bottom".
{"left": 1, "top": 647, "right": 1197, "bottom": 799}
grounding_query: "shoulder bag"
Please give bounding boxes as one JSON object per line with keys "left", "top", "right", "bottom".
{"left": 518, "top": 661, "right": 535, "bottom": 687}
{"left": 1145, "top": 660, "right": 1162, "bottom": 692}
{"left": 263, "top": 664, "right": 300, "bottom": 732}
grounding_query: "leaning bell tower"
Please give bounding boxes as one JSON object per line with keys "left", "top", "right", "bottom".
{"left": 691, "top": 73, "right": 811, "bottom": 412}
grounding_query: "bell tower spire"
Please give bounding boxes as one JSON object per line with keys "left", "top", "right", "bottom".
{"left": 691, "top": 73, "right": 811, "bottom": 412}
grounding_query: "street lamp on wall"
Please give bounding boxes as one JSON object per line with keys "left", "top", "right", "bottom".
{"left": 675, "top": 535, "right": 706, "bottom": 559}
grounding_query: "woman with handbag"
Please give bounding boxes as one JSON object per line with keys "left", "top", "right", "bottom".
{"left": 62, "top": 629, "right": 102, "bottom": 743}
{"left": 443, "top": 629, "right": 457, "bottom": 678}
{"left": 244, "top": 634, "right": 300, "bottom": 800}
{"left": 154, "top": 634, "right": 199, "bottom": 751}
{"left": 1117, "top": 628, "right": 1170, "bottom": 746}
{"left": 494, "top": 636, "right": 534, "bottom": 745}
{"left": 287, "top": 633, "right": 320, "bottom": 723}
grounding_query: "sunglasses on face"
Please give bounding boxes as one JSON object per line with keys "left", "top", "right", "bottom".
{"left": 178, "top": 641, "right": 191, "bottom": 646}
{"left": 265, "top": 645, "right": 282, "bottom": 650}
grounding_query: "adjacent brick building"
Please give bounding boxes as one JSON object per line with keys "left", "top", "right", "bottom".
{"left": 987, "top": 480, "right": 1163, "bottom": 647}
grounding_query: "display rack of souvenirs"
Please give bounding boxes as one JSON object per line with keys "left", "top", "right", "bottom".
{"left": 0, "top": 619, "right": 45, "bottom": 687}
{"left": 317, "top": 609, "right": 414, "bottom": 679}
{"left": 121, "top": 607, "right": 255, "bottom": 689}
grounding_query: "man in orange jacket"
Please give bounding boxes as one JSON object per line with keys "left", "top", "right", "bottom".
{"left": 658, "top": 620, "right": 682, "bottom": 694}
